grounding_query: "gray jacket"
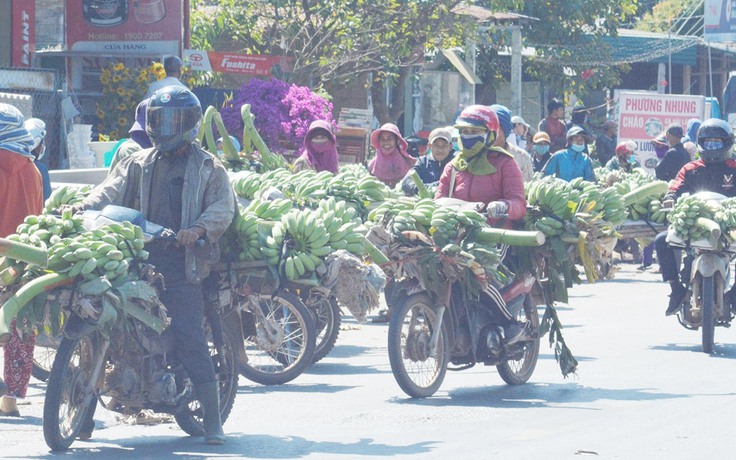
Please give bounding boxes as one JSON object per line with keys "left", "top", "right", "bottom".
{"left": 79, "top": 144, "right": 235, "bottom": 283}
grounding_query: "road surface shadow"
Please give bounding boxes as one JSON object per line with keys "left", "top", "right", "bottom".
{"left": 21, "top": 434, "right": 437, "bottom": 458}
{"left": 323, "top": 344, "right": 372, "bottom": 359}
{"left": 538, "top": 352, "right": 595, "bottom": 362}
{"left": 651, "top": 342, "right": 736, "bottom": 358}
{"left": 306, "top": 362, "right": 388, "bottom": 375}
{"left": 391, "top": 382, "right": 687, "bottom": 409}
{"left": 237, "top": 383, "right": 355, "bottom": 394}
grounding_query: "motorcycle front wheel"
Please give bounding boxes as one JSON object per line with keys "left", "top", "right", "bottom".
{"left": 174, "top": 319, "right": 239, "bottom": 436}
{"left": 496, "top": 295, "right": 541, "bottom": 385}
{"left": 43, "top": 334, "right": 101, "bottom": 451}
{"left": 388, "top": 293, "right": 449, "bottom": 398}
{"left": 238, "top": 292, "right": 316, "bottom": 385}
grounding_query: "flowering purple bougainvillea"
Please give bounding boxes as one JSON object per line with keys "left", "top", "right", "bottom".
{"left": 221, "top": 77, "right": 335, "bottom": 153}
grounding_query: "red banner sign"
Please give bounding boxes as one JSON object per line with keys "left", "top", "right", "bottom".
{"left": 209, "top": 52, "right": 287, "bottom": 76}
{"left": 184, "top": 50, "right": 292, "bottom": 77}
{"left": 11, "top": 0, "right": 35, "bottom": 67}
{"left": 65, "top": 0, "right": 183, "bottom": 55}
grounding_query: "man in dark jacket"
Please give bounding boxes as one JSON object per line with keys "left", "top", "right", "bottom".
{"left": 655, "top": 124, "right": 691, "bottom": 182}
{"left": 401, "top": 126, "right": 455, "bottom": 196}
{"left": 655, "top": 119, "right": 736, "bottom": 316}
{"left": 69, "top": 87, "right": 234, "bottom": 444}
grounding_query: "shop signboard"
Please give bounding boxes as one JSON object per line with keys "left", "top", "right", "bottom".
{"left": 11, "top": 0, "right": 35, "bottom": 68}
{"left": 615, "top": 91, "right": 705, "bottom": 175}
{"left": 705, "top": 0, "right": 736, "bottom": 43}
{"left": 66, "top": 0, "right": 183, "bottom": 56}
{"left": 184, "top": 50, "right": 292, "bottom": 77}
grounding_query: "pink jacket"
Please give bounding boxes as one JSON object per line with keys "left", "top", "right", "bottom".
{"left": 435, "top": 151, "right": 527, "bottom": 225}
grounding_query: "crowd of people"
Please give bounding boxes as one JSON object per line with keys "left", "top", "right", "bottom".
{"left": 1, "top": 57, "right": 732, "bottom": 446}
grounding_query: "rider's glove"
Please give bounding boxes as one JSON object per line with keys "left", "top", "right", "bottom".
{"left": 662, "top": 198, "right": 675, "bottom": 209}
{"left": 486, "top": 201, "right": 509, "bottom": 218}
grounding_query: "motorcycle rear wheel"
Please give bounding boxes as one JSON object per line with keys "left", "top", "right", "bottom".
{"left": 32, "top": 346, "right": 56, "bottom": 382}
{"left": 496, "top": 295, "right": 541, "bottom": 385}
{"left": 238, "top": 292, "right": 316, "bottom": 385}
{"left": 174, "top": 320, "right": 239, "bottom": 436}
{"left": 303, "top": 290, "right": 341, "bottom": 364}
{"left": 699, "top": 274, "right": 717, "bottom": 354}
{"left": 43, "top": 334, "right": 100, "bottom": 451}
{"left": 388, "top": 293, "right": 449, "bottom": 398}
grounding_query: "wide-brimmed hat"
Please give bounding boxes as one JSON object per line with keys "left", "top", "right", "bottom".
{"left": 370, "top": 123, "right": 409, "bottom": 152}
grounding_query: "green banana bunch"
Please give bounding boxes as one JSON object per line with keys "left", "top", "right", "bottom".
{"left": 525, "top": 178, "right": 574, "bottom": 221}
{"left": 366, "top": 197, "right": 415, "bottom": 223}
{"left": 245, "top": 198, "right": 293, "bottom": 220}
{"left": 648, "top": 198, "right": 668, "bottom": 224}
{"left": 45, "top": 221, "right": 148, "bottom": 283}
{"left": 43, "top": 184, "right": 92, "bottom": 214}
{"left": 713, "top": 197, "right": 736, "bottom": 239}
{"left": 317, "top": 198, "right": 366, "bottom": 255}
{"left": 668, "top": 195, "right": 716, "bottom": 241}
{"left": 231, "top": 170, "right": 263, "bottom": 199}
{"left": 13, "top": 209, "right": 87, "bottom": 250}
{"left": 276, "top": 209, "right": 333, "bottom": 282}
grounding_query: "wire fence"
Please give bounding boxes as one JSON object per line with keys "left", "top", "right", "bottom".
{"left": 0, "top": 67, "right": 69, "bottom": 170}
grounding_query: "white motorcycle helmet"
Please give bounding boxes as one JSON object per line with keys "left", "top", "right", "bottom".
{"left": 24, "top": 118, "right": 47, "bottom": 159}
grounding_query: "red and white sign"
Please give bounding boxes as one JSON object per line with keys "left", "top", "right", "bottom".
{"left": 615, "top": 91, "right": 705, "bottom": 175}
{"left": 11, "top": 0, "right": 35, "bottom": 68}
{"left": 184, "top": 50, "right": 291, "bottom": 76}
{"left": 65, "top": 0, "right": 183, "bottom": 55}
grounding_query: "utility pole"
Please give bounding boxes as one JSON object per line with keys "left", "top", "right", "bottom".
{"left": 510, "top": 24, "right": 523, "bottom": 116}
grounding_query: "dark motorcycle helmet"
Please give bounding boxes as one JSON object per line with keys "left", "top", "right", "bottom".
{"left": 697, "top": 118, "right": 734, "bottom": 164}
{"left": 146, "top": 86, "right": 202, "bottom": 153}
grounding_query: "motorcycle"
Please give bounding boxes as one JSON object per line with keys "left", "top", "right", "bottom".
{"left": 205, "top": 261, "right": 317, "bottom": 386}
{"left": 387, "top": 270, "right": 540, "bottom": 398}
{"left": 666, "top": 192, "right": 736, "bottom": 353}
{"left": 36, "top": 206, "right": 240, "bottom": 450}
{"left": 382, "top": 198, "right": 542, "bottom": 398}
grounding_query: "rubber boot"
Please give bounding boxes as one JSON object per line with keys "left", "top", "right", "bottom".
{"left": 194, "top": 382, "right": 225, "bottom": 445}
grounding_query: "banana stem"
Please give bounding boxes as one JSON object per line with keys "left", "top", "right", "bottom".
{"left": 0, "top": 238, "right": 48, "bottom": 267}
{"left": 0, "top": 273, "right": 73, "bottom": 342}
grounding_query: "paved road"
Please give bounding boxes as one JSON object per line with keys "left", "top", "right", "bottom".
{"left": 3, "top": 264, "right": 736, "bottom": 459}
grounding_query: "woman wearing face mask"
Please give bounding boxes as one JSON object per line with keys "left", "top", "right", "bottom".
{"left": 435, "top": 105, "right": 527, "bottom": 227}
{"left": 368, "top": 123, "right": 415, "bottom": 187}
{"left": 606, "top": 141, "right": 640, "bottom": 173}
{"left": 542, "top": 126, "right": 596, "bottom": 182}
{"left": 293, "top": 120, "right": 339, "bottom": 174}
{"left": 531, "top": 131, "right": 552, "bottom": 172}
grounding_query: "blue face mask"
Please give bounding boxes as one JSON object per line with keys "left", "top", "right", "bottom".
{"left": 533, "top": 144, "right": 550, "bottom": 156}
{"left": 570, "top": 143, "right": 585, "bottom": 153}
{"left": 627, "top": 155, "right": 637, "bottom": 165}
{"left": 460, "top": 133, "right": 488, "bottom": 157}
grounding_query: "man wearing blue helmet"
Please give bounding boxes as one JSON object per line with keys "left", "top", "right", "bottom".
{"left": 66, "top": 86, "right": 234, "bottom": 445}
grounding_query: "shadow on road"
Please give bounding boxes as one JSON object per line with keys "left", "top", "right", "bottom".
{"left": 322, "top": 344, "right": 372, "bottom": 359}
{"left": 390, "top": 382, "right": 688, "bottom": 410}
{"left": 306, "top": 362, "right": 389, "bottom": 375}
{"left": 650, "top": 342, "right": 736, "bottom": 358}
{"left": 21, "top": 433, "right": 437, "bottom": 459}
{"left": 237, "top": 383, "right": 355, "bottom": 394}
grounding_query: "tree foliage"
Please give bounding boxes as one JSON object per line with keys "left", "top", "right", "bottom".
{"left": 635, "top": 0, "right": 702, "bottom": 35}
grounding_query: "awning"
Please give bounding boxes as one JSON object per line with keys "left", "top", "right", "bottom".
{"left": 441, "top": 49, "right": 482, "bottom": 85}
